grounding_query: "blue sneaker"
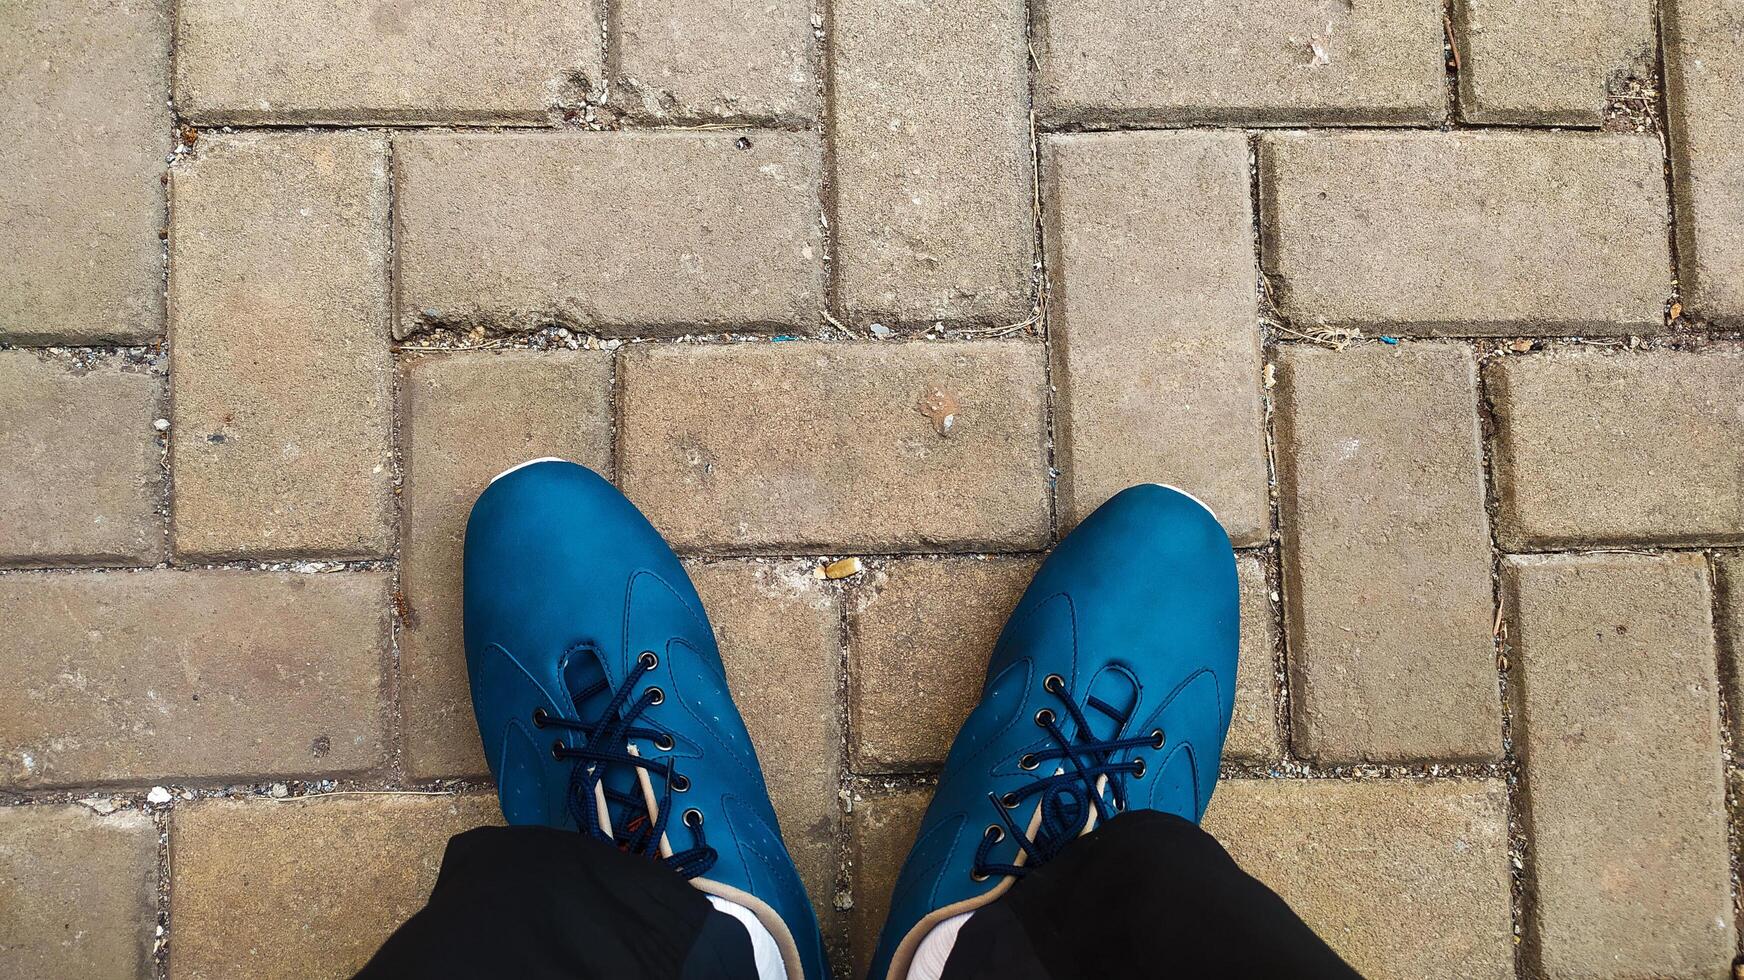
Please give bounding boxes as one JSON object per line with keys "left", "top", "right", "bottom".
{"left": 866, "top": 484, "right": 1240, "bottom": 979}
{"left": 463, "top": 459, "right": 827, "bottom": 980}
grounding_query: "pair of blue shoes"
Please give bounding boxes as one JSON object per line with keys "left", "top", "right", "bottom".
{"left": 464, "top": 461, "right": 1239, "bottom": 980}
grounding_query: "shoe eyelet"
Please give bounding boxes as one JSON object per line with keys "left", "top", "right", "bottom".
{"left": 671, "top": 774, "right": 691, "bottom": 792}
{"left": 550, "top": 739, "right": 565, "bottom": 761}
{"left": 1151, "top": 728, "right": 1166, "bottom": 749}
{"left": 970, "top": 869, "right": 990, "bottom": 882}
{"left": 653, "top": 733, "right": 675, "bottom": 751}
{"left": 1019, "top": 753, "right": 1039, "bottom": 771}
{"left": 683, "top": 808, "right": 704, "bottom": 828}
{"left": 638, "top": 651, "right": 659, "bottom": 670}
{"left": 531, "top": 707, "right": 549, "bottom": 727}
{"left": 1131, "top": 757, "right": 1147, "bottom": 779}
{"left": 984, "top": 825, "right": 1004, "bottom": 844}
{"left": 1034, "top": 708, "right": 1055, "bottom": 727}
{"left": 1000, "top": 792, "right": 1019, "bottom": 809}
{"left": 1043, "top": 673, "right": 1065, "bottom": 693}
{"left": 646, "top": 686, "right": 665, "bottom": 705}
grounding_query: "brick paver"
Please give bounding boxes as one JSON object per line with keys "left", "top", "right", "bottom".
{"left": 831, "top": 0, "right": 1032, "bottom": 326}
{"left": 847, "top": 554, "right": 1281, "bottom": 770}
{"left": 1665, "top": 0, "right": 1744, "bottom": 325}
{"left": 618, "top": 0, "right": 817, "bottom": 125}
{"left": 847, "top": 787, "right": 929, "bottom": 979}
{"left": 398, "top": 351, "right": 614, "bottom": 779}
{"left": 0, "top": 353, "right": 163, "bottom": 566}
{"left": 848, "top": 557, "right": 1038, "bottom": 772}
{"left": 170, "top": 133, "right": 393, "bottom": 560}
{"left": 1453, "top": 0, "right": 1654, "bottom": 124}
{"left": 394, "top": 132, "right": 824, "bottom": 338}
{"left": 1261, "top": 132, "right": 1669, "bottom": 334}
{"left": 1036, "top": 0, "right": 1446, "bottom": 126}
{"left": 0, "top": 570, "right": 388, "bottom": 789}
{"left": 0, "top": 805, "right": 157, "bottom": 978}
{"left": 1503, "top": 554, "right": 1733, "bottom": 977}
{"left": 691, "top": 560, "right": 844, "bottom": 923}
{"left": 2, "top": 0, "right": 168, "bottom": 344}
{"left": 169, "top": 794, "right": 500, "bottom": 979}
{"left": 620, "top": 341, "right": 1050, "bottom": 553}
{"left": 1205, "top": 779, "right": 1514, "bottom": 979}
{"left": 176, "top": 0, "right": 600, "bottom": 125}
{"left": 1043, "top": 131, "right": 1268, "bottom": 543}
{"left": 1277, "top": 344, "right": 1501, "bottom": 763}
{"left": 1487, "top": 351, "right": 1744, "bottom": 549}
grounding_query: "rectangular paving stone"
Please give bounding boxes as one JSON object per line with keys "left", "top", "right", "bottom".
{"left": 394, "top": 132, "right": 824, "bottom": 338}
{"left": 2, "top": 0, "right": 169, "bottom": 344}
{"left": 1665, "top": 0, "right": 1744, "bottom": 325}
{"left": 1043, "top": 131, "right": 1268, "bottom": 543}
{"left": 849, "top": 557, "right": 1039, "bottom": 772}
{"left": 619, "top": 340, "right": 1050, "bottom": 553}
{"left": 1454, "top": 0, "right": 1654, "bottom": 124}
{"left": 170, "top": 133, "right": 393, "bottom": 560}
{"left": 1487, "top": 351, "right": 1744, "bottom": 549}
{"left": 1276, "top": 344, "right": 1501, "bottom": 763}
{"left": 0, "top": 569, "right": 389, "bottom": 790}
{"left": 1205, "top": 779, "right": 1513, "bottom": 979}
{"left": 176, "top": 0, "right": 601, "bottom": 124}
{"left": 1503, "top": 554, "right": 1733, "bottom": 977}
{"left": 170, "top": 794, "right": 500, "bottom": 979}
{"left": 617, "top": 0, "right": 817, "bottom": 124}
{"left": 0, "top": 353, "right": 163, "bottom": 566}
{"left": 848, "top": 554, "right": 1281, "bottom": 769}
{"left": 399, "top": 351, "right": 614, "bottom": 780}
{"left": 1036, "top": 0, "right": 1446, "bottom": 126}
{"left": 0, "top": 805, "right": 157, "bottom": 979}
{"left": 831, "top": 0, "right": 1033, "bottom": 326}
{"left": 848, "top": 786, "right": 930, "bottom": 980}
{"left": 692, "top": 560, "right": 843, "bottom": 923}
{"left": 1260, "top": 132, "right": 1669, "bottom": 335}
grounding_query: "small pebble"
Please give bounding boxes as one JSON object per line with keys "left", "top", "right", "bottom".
{"left": 153, "top": 418, "right": 170, "bottom": 431}
{"left": 269, "top": 782, "right": 289, "bottom": 798}
{"left": 146, "top": 786, "right": 172, "bottom": 805}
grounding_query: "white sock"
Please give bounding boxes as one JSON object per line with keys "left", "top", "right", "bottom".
{"left": 707, "top": 895, "right": 789, "bottom": 980}
{"left": 905, "top": 911, "right": 976, "bottom": 980}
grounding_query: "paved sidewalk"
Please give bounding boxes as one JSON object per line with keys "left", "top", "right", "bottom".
{"left": 3, "top": 1, "right": 1742, "bottom": 977}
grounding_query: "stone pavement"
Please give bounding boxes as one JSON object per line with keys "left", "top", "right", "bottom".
{"left": 2, "top": 0, "right": 1741, "bottom": 977}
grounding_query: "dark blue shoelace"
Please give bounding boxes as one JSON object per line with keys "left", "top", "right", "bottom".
{"left": 970, "top": 675, "right": 1161, "bottom": 881}
{"left": 534, "top": 655, "right": 717, "bottom": 878}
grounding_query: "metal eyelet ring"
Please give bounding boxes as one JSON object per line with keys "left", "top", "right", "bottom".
{"left": 654, "top": 733, "right": 675, "bottom": 751}
{"left": 647, "top": 686, "right": 665, "bottom": 705}
{"left": 1000, "top": 792, "right": 1020, "bottom": 809}
{"left": 1131, "top": 757, "right": 1147, "bottom": 779}
{"left": 1019, "top": 753, "right": 1039, "bottom": 771}
{"left": 1151, "top": 728, "right": 1166, "bottom": 749}
{"left": 1043, "top": 673, "right": 1065, "bottom": 693}
{"left": 549, "top": 739, "right": 565, "bottom": 761}
{"left": 638, "top": 651, "right": 659, "bottom": 670}
{"left": 683, "top": 808, "right": 704, "bottom": 828}
{"left": 984, "top": 825, "right": 1005, "bottom": 844}
{"left": 671, "top": 774, "right": 691, "bottom": 792}
{"left": 1034, "top": 708, "right": 1055, "bottom": 727}
{"left": 531, "top": 707, "right": 549, "bottom": 728}
{"left": 970, "top": 869, "right": 990, "bottom": 882}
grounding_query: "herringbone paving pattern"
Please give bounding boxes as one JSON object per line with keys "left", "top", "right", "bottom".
{"left": 3, "top": 1, "right": 1742, "bottom": 977}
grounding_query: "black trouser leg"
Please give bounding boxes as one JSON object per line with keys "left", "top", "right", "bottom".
{"left": 354, "top": 825, "right": 758, "bottom": 980}
{"left": 940, "top": 810, "right": 1362, "bottom": 980}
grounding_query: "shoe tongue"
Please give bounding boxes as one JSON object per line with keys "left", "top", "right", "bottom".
{"left": 562, "top": 650, "right": 655, "bottom": 838}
